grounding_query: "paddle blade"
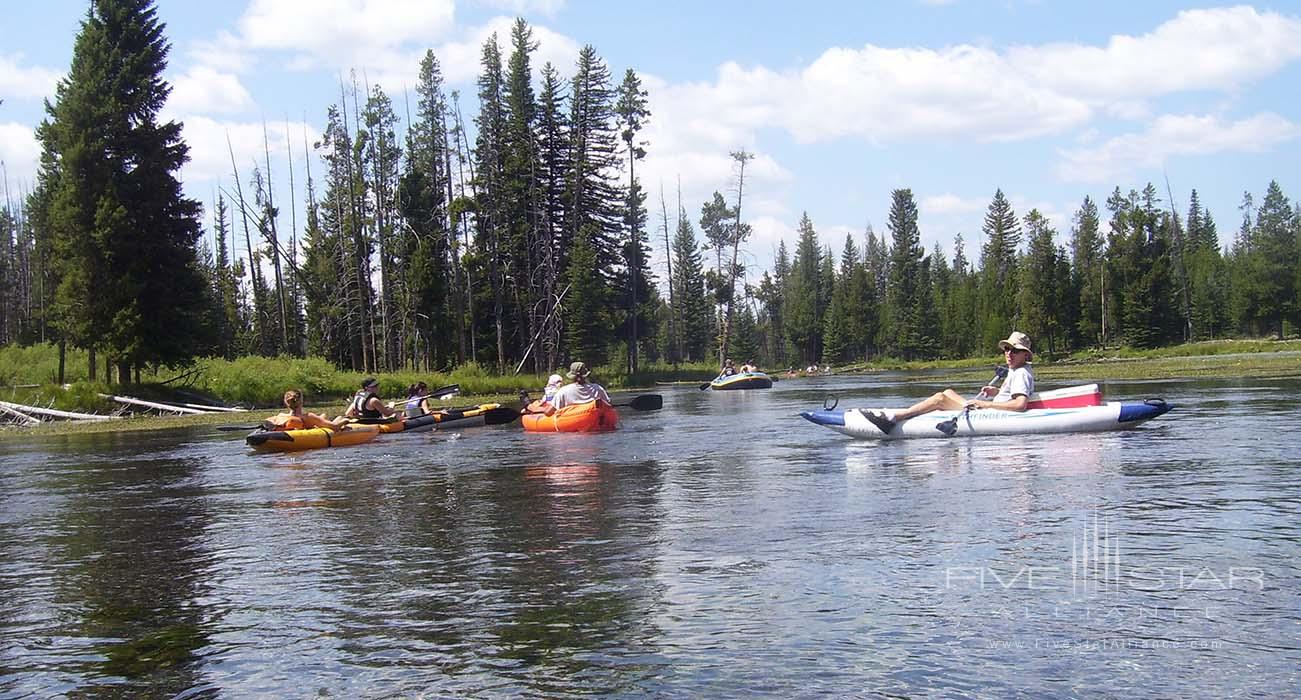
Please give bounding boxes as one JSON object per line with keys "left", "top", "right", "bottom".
{"left": 699, "top": 382, "right": 712, "bottom": 391}
{"left": 482, "top": 406, "right": 522, "bottom": 425}
{"left": 217, "top": 425, "right": 261, "bottom": 432}
{"left": 430, "top": 384, "right": 460, "bottom": 399}
{"left": 625, "top": 394, "right": 663, "bottom": 411}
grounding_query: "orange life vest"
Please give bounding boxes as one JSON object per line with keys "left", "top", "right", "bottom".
{"left": 265, "top": 413, "right": 305, "bottom": 430}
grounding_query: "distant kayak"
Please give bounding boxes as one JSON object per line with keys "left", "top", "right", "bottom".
{"left": 246, "top": 425, "right": 380, "bottom": 452}
{"left": 800, "top": 384, "right": 1174, "bottom": 440}
{"left": 521, "top": 401, "right": 619, "bottom": 433}
{"left": 710, "top": 372, "right": 774, "bottom": 390}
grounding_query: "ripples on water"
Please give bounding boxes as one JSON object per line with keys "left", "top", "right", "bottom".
{"left": 1, "top": 376, "right": 1298, "bottom": 697}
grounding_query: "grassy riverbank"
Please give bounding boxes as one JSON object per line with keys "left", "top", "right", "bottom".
{"left": 3, "top": 339, "right": 1298, "bottom": 439}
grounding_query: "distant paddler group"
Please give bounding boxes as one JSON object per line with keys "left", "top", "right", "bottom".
{"left": 244, "top": 365, "right": 664, "bottom": 450}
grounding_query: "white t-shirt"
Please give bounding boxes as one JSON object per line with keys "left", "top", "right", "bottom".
{"left": 994, "top": 366, "right": 1034, "bottom": 402}
{"left": 552, "top": 381, "right": 611, "bottom": 409}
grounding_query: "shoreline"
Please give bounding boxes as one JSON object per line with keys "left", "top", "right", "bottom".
{"left": 4, "top": 350, "right": 1299, "bottom": 440}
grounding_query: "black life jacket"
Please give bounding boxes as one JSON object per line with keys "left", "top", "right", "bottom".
{"left": 351, "top": 390, "right": 383, "bottom": 420}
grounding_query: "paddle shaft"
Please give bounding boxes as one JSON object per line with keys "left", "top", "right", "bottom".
{"left": 938, "top": 367, "right": 1009, "bottom": 435}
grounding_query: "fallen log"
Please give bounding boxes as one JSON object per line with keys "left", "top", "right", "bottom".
{"left": 0, "top": 402, "right": 41, "bottom": 424}
{"left": 98, "top": 394, "right": 209, "bottom": 415}
{"left": 0, "top": 399, "right": 116, "bottom": 421}
{"left": 179, "top": 402, "right": 244, "bottom": 413}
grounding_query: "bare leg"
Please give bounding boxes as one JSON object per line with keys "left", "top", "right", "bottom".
{"left": 893, "top": 389, "right": 966, "bottom": 421}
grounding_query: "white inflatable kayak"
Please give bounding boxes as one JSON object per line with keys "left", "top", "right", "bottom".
{"left": 800, "top": 384, "right": 1173, "bottom": 440}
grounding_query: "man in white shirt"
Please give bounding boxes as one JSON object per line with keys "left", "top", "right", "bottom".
{"left": 864, "top": 331, "right": 1035, "bottom": 433}
{"left": 551, "top": 361, "right": 612, "bottom": 410}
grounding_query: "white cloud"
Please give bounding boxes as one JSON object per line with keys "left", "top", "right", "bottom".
{"left": 0, "top": 122, "right": 41, "bottom": 186}
{"left": 635, "top": 5, "right": 1301, "bottom": 158}
{"left": 168, "top": 66, "right": 256, "bottom": 115}
{"left": 921, "top": 193, "right": 987, "bottom": 216}
{"left": 187, "top": 32, "right": 254, "bottom": 74}
{"left": 237, "top": 0, "right": 457, "bottom": 56}
{"left": 178, "top": 115, "right": 323, "bottom": 188}
{"left": 1011, "top": 6, "right": 1301, "bottom": 99}
{"left": 1056, "top": 113, "right": 1300, "bottom": 183}
{"left": 474, "top": 0, "right": 566, "bottom": 16}
{"left": 0, "top": 54, "right": 61, "bottom": 101}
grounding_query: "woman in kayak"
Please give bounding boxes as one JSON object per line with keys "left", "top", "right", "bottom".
{"left": 863, "top": 331, "right": 1035, "bottom": 433}
{"left": 404, "top": 381, "right": 432, "bottom": 418}
{"left": 265, "top": 389, "right": 344, "bottom": 430}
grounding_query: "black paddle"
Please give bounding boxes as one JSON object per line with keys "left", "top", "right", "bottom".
{"left": 616, "top": 394, "right": 663, "bottom": 411}
{"left": 936, "top": 366, "right": 1010, "bottom": 436}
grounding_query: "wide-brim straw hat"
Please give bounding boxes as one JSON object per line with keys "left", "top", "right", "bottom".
{"left": 997, "top": 331, "right": 1033, "bottom": 358}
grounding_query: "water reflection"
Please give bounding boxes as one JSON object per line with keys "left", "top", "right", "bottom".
{"left": 0, "top": 375, "right": 1297, "bottom": 697}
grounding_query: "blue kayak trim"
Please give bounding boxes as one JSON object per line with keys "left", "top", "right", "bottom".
{"left": 800, "top": 409, "right": 845, "bottom": 427}
{"left": 1118, "top": 399, "right": 1175, "bottom": 423}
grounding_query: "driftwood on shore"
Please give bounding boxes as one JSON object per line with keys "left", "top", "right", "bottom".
{"left": 98, "top": 394, "right": 211, "bottom": 415}
{"left": 0, "top": 399, "right": 118, "bottom": 422}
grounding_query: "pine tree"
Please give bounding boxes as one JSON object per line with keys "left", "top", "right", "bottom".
{"left": 1184, "top": 190, "right": 1228, "bottom": 339}
{"left": 562, "top": 227, "right": 608, "bottom": 364}
{"left": 40, "top": 0, "right": 213, "bottom": 382}
{"left": 401, "top": 49, "right": 454, "bottom": 369}
{"left": 534, "top": 62, "right": 571, "bottom": 369}
{"left": 615, "top": 68, "right": 653, "bottom": 374}
{"left": 1018, "top": 209, "right": 1064, "bottom": 355}
{"left": 977, "top": 189, "right": 1020, "bottom": 348}
{"left": 474, "top": 33, "right": 509, "bottom": 370}
{"left": 822, "top": 233, "right": 864, "bottom": 363}
{"left": 502, "top": 19, "right": 540, "bottom": 372}
{"left": 785, "top": 213, "right": 822, "bottom": 364}
{"left": 1250, "top": 181, "right": 1296, "bottom": 338}
{"left": 1069, "top": 196, "right": 1104, "bottom": 347}
{"left": 670, "top": 213, "right": 711, "bottom": 361}
{"left": 886, "top": 189, "right": 925, "bottom": 360}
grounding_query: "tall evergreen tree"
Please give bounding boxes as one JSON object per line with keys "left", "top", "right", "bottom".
{"left": 1249, "top": 180, "right": 1296, "bottom": 337}
{"left": 977, "top": 189, "right": 1021, "bottom": 348}
{"left": 1018, "top": 209, "right": 1065, "bottom": 355}
{"left": 785, "top": 213, "right": 823, "bottom": 364}
{"left": 885, "top": 189, "right": 925, "bottom": 360}
{"left": 561, "top": 227, "right": 609, "bottom": 364}
{"left": 1069, "top": 196, "right": 1104, "bottom": 347}
{"left": 533, "top": 62, "right": 571, "bottom": 369}
{"left": 1183, "top": 190, "right": 1228, "bottom": 339}
{"left": 615, "top": 67, "right": 653, "bottom": 373}
{"left": 669, "top": 212, "right": 711, "bottom": 361}
{"left": 474, "top": 33, "right": 510, "bottom": 369}
{"left": 39, "top": 0, "right": 213, "bottom": 382}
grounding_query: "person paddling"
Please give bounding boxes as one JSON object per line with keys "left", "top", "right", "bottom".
{"left": 404, "top": 381, "right": 432, "bottom": 418}
{"left": 550, "top": 362, "right": 612, "bottom": 411}
{"left": 344, "top": 377, "right": 401, "bottom": 423}
{"left": 863, "top": 331, "right": 1035, "bottom": 434}
{"left": 264, "top": 389, "right": 344, "bottom": 431}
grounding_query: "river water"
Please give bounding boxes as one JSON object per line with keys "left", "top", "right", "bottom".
{"left": 1, "top": 374, "right": 1298, "bottom": 698}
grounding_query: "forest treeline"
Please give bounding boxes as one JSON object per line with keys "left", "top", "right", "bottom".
{"left": 0, "top": 2, "right": 1298, "bottom": 385}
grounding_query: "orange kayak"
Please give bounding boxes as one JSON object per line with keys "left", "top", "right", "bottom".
{"left": 521, "top": 401, "right": 619, "bottom": 433}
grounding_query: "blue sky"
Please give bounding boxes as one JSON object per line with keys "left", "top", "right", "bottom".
{"left": 2, "top": 1, "right": 1299, "bottom": 286}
